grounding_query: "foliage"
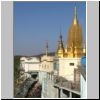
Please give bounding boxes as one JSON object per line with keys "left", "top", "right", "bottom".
{"left": 14, "top": 56, "right": 21, "bottom": 83}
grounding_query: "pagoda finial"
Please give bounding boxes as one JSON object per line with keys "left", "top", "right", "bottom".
{"left": 74, "top": 3, "right": 77, "bottom": 19}
{"left": 57, "top": 29, "right": 64, "bottom": 58}
{"left": 73, "top": 3, "right": 78, "bottom": 25}
{"left": 60, "top": 26, "right": 62, "bottom": 37}
{"left": 45, "top": 41, "right": 48, "bottom": 56}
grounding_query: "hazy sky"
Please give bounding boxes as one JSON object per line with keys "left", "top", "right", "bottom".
{"left": 14, "top": 1, "right": 86, "bottom": 56}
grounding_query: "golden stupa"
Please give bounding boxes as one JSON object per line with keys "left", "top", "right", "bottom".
{"left": 57, "top": 31, "right": 65, "bottom": 58}
{"left": 57, "top": 5, "right": 83, "bottom": 58}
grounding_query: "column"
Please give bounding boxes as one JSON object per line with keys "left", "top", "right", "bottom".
{"left": 58, "top": 88, "right": 60, "bottom": 98}
{"left": 69, "top": 91, "right": 72, "bottom": 98}
{"left": 60, "top": 89, "right": 63, "bottom": 98}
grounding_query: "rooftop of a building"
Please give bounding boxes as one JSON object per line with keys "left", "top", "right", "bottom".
{"left": 41, "top": 55, "right": 54, "bottom": 62}
{"left": 20, "top": 57, "right": 40, "bottom": 62}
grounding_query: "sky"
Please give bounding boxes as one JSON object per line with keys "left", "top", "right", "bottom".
{"left": 14, "top": 1, "right": 86, "bottom": 56}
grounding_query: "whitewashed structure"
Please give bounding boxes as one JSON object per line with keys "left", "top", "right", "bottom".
{"left": 20, "top": 57, "right": 40, "bottom": 72}
{"left": 40, "top": 55, "right": 54, "bottom": 73}
{"left": 57, "top": 58, "right": 81, "bottom": 82}
{"left": 80, "top": 73, "right": 86, "bottom": 98}
{"left": 39, "top": 55, "right": 55, "bottom": 98}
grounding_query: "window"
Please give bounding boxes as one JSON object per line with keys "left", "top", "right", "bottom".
{"left": 70, "top": 63, "right": 74, "bottom": 66}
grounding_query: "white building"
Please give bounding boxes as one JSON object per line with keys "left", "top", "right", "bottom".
{"left": 39, "top": 54, "right": 55, "bottom": 98}
{"left": 58, "top": 57, "right": 81, "bottom": 82}
{"left": 20, "top": 57, "right": 40, "bottom": 72}
{"left": 40, "top": 55, "right": 54, "bottom": 73}
{"left": 38, "top": 42, "right": 54, "bottom": 82}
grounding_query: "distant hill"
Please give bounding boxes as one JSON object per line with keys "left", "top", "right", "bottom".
{"left": 33, "top": 52, "right": 56, "bottom": 58}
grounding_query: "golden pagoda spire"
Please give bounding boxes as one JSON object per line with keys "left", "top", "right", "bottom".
{"left": 74, "top": 4, "right": 77, "bottom": 19}
{"left": 57, "top": 30, "right": 64, "bottom": 58}
{"left": 65, "top": 4, "right": 83, "bottom": 58}
{"left": 73, "top": 4, "right": 78, "bottom": 25}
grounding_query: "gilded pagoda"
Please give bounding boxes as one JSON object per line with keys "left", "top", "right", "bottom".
{"left": 57, "top": 5, "right": 85, "bottom": 58}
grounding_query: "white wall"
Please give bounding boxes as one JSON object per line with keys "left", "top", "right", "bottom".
{"left": 20, "top": 57, "right": 40, "bottom": 72}
{"left": 80, "top": 75, "right": 86, "bottom": 98}
{"left": 40, "top": 55, "right": 54, "bottom": 73}
{"left": 40, "top": 61, "right": 54, "bottom": 72}
{"left": 58, "top": 58, "right": 81, "bottom": 82}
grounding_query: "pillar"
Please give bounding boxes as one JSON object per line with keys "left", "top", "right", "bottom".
{"left": 69, "top": 91, "right": 72, "bottom": 98}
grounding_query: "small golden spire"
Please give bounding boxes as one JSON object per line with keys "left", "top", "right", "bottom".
{"left": 57, "top": 30, "right": 64, "bottom": 58}
{"left": 83, "top": 43, "right": 86, "bottom": 56}
{"left": 60, "top": 26, "right": 62, "bottom": 38}
{"left": 45, "top": 41, "right": 48, "bottom": 56}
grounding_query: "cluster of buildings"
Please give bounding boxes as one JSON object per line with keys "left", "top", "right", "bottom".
{"left": 20, "top": 5, "right": 86, "bottom": 98}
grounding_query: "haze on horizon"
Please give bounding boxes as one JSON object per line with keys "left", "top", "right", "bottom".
{"left": 14, "top": 1, "right": 86, "bottom": 56}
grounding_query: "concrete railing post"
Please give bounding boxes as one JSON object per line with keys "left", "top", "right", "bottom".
{"left": 69, "top": 91, "right": 72, "bottom": 98}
